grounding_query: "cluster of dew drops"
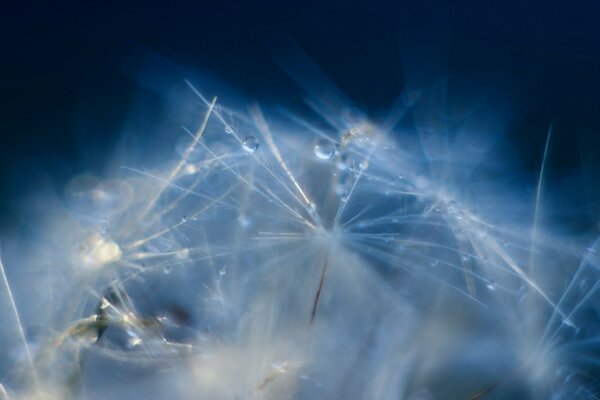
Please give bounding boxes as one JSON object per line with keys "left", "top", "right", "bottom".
{"left": 234, "top": 125, "right": 371, "bottom": 204}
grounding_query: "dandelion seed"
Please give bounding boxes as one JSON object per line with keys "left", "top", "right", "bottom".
{"left": 0, "top": 58, "right": 598, "bottom": 400}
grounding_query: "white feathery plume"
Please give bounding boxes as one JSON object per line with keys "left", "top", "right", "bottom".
{"left": 0, "top": 58, "right": 598, "bottom": 400}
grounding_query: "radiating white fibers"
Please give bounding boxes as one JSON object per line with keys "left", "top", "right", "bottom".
{"left": 0, "top": 68, "right": 599, "bottom": 399}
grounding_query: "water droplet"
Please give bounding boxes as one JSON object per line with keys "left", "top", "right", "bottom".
{"left": 359, "top": 159, "right": 369, "bottom": 170}
{"left": 271, "top": 361, "right": 288, "bottom": 373}
{"left": 314, "top": 138, "right": 336, "bottom": 160}
{"left": 224, "top": 125, "right": 234, "bottom": 134}
{"left": 181, "top": 215, "right": 188, "bottom": 223}
{"left": 430, "top": 259, "right": 439, "bottom": 268}
{"left": 486, "top": 280, "right": 497, "bottom": 291}
{"left": 163, "top": 265, "right": 172, "bottom": 275}
{"left": 242, "top": 136, "right": 259, "bottom": 153}
{"left": 562, "top": 317, "right": 576, "bottom": 328}
{"left": 219, "top": 268, "right": 226, "bottom": 276}
{"left": 461, "top": 254, "right": 470, "bottom": 262}
{"left": 127, "top": 335, "right": 143, "bottom": 349}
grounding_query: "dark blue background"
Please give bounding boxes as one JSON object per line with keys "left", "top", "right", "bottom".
{"left": 1, "top": 1, "right": 600, "bottom": 229}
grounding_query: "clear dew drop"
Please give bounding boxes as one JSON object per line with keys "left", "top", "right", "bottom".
{"left": 163, "top": 265, "right": 172, "bottom": 275}
{"left": 270, "top": 361, "right": 288, "bottom": 373}
{"left": 314, "top": 138, "right": 336, "bottom": 160}
{"left": 242, "top": 136, "right": 259, "bottom": 153}
{"left": 562, "top": 317, "right": 576, "bottom": 328}
{"left": 359, "top": 159, "right": 369, "bottom": 170}
{"left": 127, "top": 334, "right": 143, "bottom": 349}
{"left": 224, "top": 125, "right": 234, "bottom": 134}
{"left": 486, "top": 280, "right": 497, "bottom": 291}
{"left": 219, "top": 268, "right": 227, "bottom": 276}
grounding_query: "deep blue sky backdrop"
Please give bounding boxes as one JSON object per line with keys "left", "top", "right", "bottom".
{"left": 1, "top": 0, "right": 600, "bottom": 229}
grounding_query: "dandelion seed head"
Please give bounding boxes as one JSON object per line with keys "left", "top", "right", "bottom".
{"left": 0, "top": 55, "right": 598, "bottom": 399}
